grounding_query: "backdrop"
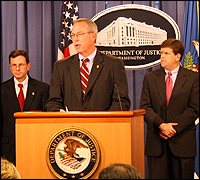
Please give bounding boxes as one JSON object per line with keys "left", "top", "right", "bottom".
{"left": 0, "top": 1, "right": 187, "bottom": 178}
{"left": 1, "top": 1, "right": 186, "bottom": 111}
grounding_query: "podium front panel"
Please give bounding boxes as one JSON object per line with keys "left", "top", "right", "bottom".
{"left": 15, "top": 111, "right": 145, "bottom": 179}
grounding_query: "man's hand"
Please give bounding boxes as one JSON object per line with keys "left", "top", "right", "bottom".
{"left": 60, "top": 109, "right": 66, "bottom": 112}
{"left": 159, "top": 122, "right": 178, "bottom": 139}
{"left": 159, "top": 132, "right": 169, "bottom": 140}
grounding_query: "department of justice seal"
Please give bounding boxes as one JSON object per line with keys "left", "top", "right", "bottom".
{"left": 46, "top": 127, "right": 101, "bottom": 179}
{"left": 91, "top": 4, "right": 180, "bottom": 70}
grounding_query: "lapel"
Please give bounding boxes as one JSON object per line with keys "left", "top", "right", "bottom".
{"left": 6, "top": 77, "right": 21, "bottom": 111}
{"left": 155, "top": 68, "right": 167, "bottom": 109}
{"left": 24, "top": 76, "right": 37, "bottom": 110}
{"left": 168, "top": 66, "right": 187, "bottom": 107}
{"left": 70, "top": 55, "right": 83, "bottom": 102}
{"left": 85, "top": 51, "right": 104, "bottom": 97}
{"left": 70, "top": 51, "right": 104, "bottom": 101}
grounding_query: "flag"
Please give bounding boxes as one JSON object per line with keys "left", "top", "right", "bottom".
{"left": 181, "top": 1, "right": 199, "bottom": 70}
{"left": 60, "top": 155, "right": 79, "bottom": 166}
{"left": 58, "top": 1, "right": 79, "bottom": 60}
{"left": 181, "top": 1, "right": 199, "bottom": 178}
{"left": 105, "top": 1, "right": 109, "bottom": 9}
{"left": 155, "top": 1, "right": 159, "bottom": 9}
{"left": 195, "top": 118, "right": 199, "bottom": 179}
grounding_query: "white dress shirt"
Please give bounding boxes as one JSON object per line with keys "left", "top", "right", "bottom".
{"left": 14, "top": 75, "right": 29, "bottom": 99}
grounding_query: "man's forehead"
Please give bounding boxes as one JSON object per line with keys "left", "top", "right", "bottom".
{"left": 10, "top": 55, "right": 26, "bottom": 62}
{"left": 161, "top": 47, "right": 173, "bottom": 51}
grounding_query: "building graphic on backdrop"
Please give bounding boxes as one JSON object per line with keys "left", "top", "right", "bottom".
{"left": 96, "top": 17, "right": 167, "bottom": 47}
{"left": 92, "top": 4, "right": 179, "bottom": 69}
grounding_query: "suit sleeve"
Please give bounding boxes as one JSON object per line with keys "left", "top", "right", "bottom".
{"left": 140, "top": 74, "right": 164, "bottom": 131}
{"left": 108, "top": 58, "right": 130, "bottom": 111}
{"left": 42, "top": 83, "right": 50, "bottom": 111}
{"left": 46, "top": 62, "right": 65, "bottom": 111}
{"left": 173, "top": 72, "right": 199, "bottom": 134}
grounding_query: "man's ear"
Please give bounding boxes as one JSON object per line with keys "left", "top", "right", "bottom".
{"left": 27, "top": 63, "right": 31, "bottom": 71}
{"left": 176, "top": 53, "right": 181, "bottom": 62}
{"left": 92, "top": 32, "right": 96, "bottom": 43}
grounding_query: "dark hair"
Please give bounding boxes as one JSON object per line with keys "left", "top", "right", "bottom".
{"left": 98, "top": 163, "right": 142, "bottom": 179}
{"left": 9, "top": 50, "right": 29, "bottom": 64}
{"left": 161, "top": 38, "right": 184, "bottom": 60}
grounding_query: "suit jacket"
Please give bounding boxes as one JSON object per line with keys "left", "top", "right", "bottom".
{"left": 140, "top": 66, "right": 199, "bottom": 157}
{"left": 1, "top": 76, "right": 50, "bottom": 164}
{"left": 46, "top": 50, "right": 130, "bottom": 111}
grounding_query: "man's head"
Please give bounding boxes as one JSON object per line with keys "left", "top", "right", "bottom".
{"left": 160, "top": 38, "right": 184, "bottom": 71}
{"left": 1, "top": 158, "right": 21, "bottom": 179}
{"left": 9, "top": 50, "right": 31, "bottom": 82}
{"left": 98, "top": 163, "right": 142, "bottom": 179}
{"left": 71, "top": 18, "right": 98, "bottom": 57}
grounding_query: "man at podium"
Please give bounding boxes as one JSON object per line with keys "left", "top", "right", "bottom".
{"left": 46, "top": 18, "right": 130, "bottom": 112}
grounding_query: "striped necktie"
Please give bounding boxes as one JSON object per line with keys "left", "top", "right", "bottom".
{"left": 80, "top": 58, "right": 89, "bottom": 98}
{"left": 18, "top": 84, "right": 25, "bottom": 111}
{"left": 166, "top": 72, "right": 172, "bottom": 105}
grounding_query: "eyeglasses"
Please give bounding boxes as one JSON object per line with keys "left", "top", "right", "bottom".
{"left": 9, "top": 63, "right": 27, "bottom": 69}
{"left": 70, "top": 32, "right": 92, "bottom": 39}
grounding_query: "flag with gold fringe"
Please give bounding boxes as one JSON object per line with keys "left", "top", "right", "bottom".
{"left": 181, "top": 1, "right": 199, "bottom": 178}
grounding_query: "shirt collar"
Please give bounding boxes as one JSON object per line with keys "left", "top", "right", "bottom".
{"left": 165, "top": 65, "right": 180, "bottom": 75}
{"left": 14, "top": 75, "right": 29, "bottom": 87}
{"left": 79, "top": 48, "right": 97, "bottom": 62}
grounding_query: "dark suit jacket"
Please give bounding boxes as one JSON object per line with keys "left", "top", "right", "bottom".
{"left": 46, "top": 50, "right": 130, "bottom": 111}
{"left": 140, "top": 66, "right": 199, "bottom": 157}
{"left": 1, "top": 76, "right": 50, "bottom": 165}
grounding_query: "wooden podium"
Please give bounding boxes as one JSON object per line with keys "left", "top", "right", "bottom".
{"left": 14, "top": 110, "right": 145, "bottom": 179}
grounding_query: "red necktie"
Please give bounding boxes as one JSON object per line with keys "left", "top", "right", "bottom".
{"left": 80, "top": 58, "right": 89, "bottom": 98}
{"left": 18, "top": 84, "right": 24, "bottom": 111}
{"left": 166, "top": 72, "right": 172, "bottom": 105}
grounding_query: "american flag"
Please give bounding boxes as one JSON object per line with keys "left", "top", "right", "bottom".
{"left": 60, "top": 154, "right": 79, "bottom": 166}
{"left": 58, "top": 1, "right": 79, "bottom": 60}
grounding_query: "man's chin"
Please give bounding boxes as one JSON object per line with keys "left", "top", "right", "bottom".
{"left": 14, "top": 76, "right": 23, "bottom": 81}
{"left": 74, "top": 49, "right": 81, "bottom": 53}
{"left": 160, "top": 63, "right": 165, "bottom": 68}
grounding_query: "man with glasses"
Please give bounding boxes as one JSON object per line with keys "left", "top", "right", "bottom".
{"left": 46, "top": 18, "right": 130, "bottom": 112}
{"left": 1, "top": 50, "right": 50, "bottom": 165}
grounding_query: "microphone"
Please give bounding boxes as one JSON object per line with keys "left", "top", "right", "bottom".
{"left": 114, "top": 83, "right": 123, "bottom": 111}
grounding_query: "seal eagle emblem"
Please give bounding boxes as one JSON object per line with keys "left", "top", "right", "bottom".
{"left": 46, "top": 127, "right": 100, "bottom": 179}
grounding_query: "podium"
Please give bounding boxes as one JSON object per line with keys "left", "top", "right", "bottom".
{"left": 14, "top": 110, "right": 145, "bottom": 179}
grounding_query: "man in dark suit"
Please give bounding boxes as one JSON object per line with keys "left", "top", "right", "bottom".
{"left": 46, "top": 18, "right": 130, "bottom": 111}
{"left": 140, "top": 39, "right": 199, "bottom": 179}
{"left": 1, "top": 50, "right": 50, "bottom": 165}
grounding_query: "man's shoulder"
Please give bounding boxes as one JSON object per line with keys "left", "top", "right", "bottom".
{"left": 177, "top": 66, "right": 199, "bottom": 82}
{"left": 28, "top": 77, "right": 50, "bottom": 88}
{"left": 1, "top": 78, "right": 13, "bottom": 87}
{"left": 54, "top": 54, "right": 77, "bottom": 65}
{"left": 145, "top": 68, "right": 163, "bottom": 77}
{"left": 180, "top": 66, "right": 199, "bottom": 75}
{"left": 97, "top": 51, "right": 124, "bottom": 66}
{"left": 99, "top": 51, "right": 120, "bottom": 60}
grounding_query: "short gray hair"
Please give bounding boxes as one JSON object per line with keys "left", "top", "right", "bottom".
{"left": 73, "top": 18, "right": 98, "bottom": 35}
